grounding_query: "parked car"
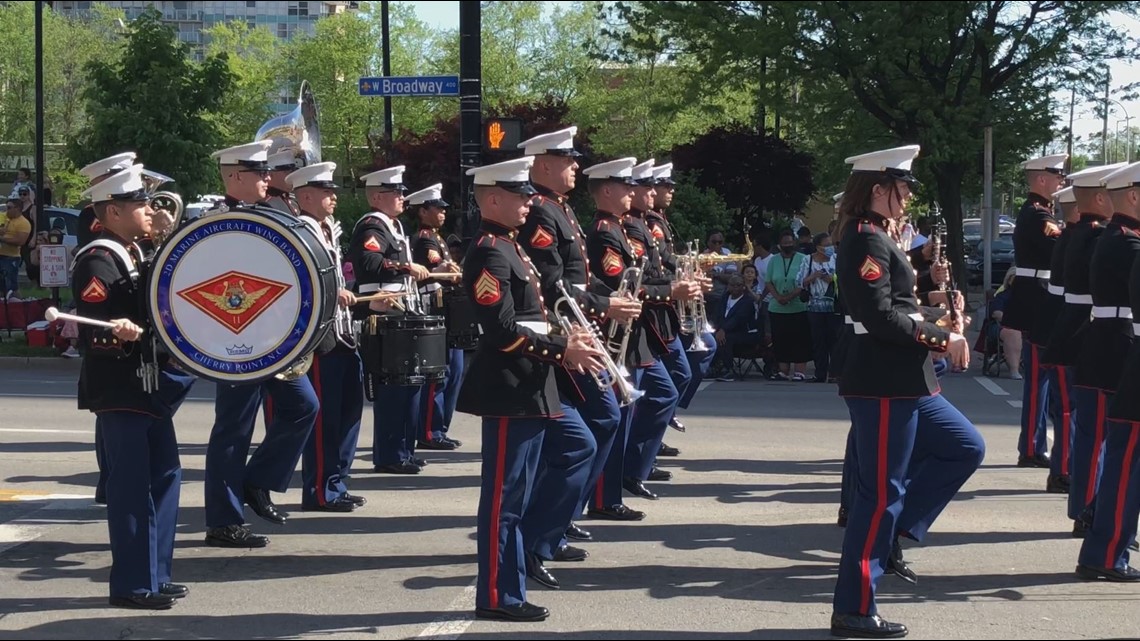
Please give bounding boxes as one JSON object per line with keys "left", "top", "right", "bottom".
{"left": 42, "top": 206, "right": 82, "bottom": 250}
{"left": 962, "top": 218, "right": 1015, "bottom": 246}
{"left": 966, "top": 232, "right": 1015, "bottom": 285}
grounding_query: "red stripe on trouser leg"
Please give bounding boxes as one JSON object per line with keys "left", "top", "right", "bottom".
{"left": 487, "top": 418, "right": 508, "bottom": 609}
{"left": 859, "top": 398, "right": 890, "bottom": 615}
{"left": 1058, "top": 367, "right": 1071, "bottom": 476}
{"left": 1088, "top": 392, "right": 1106, "bottom": 506}
{"left": 595, "top": 473, "right": 604, "bottom": 508}
{"left": 1106, "top": 427, "right": 1140, "bottom": 567}
{"left": 1027, "top": 343, "right": 1039, "bottom": 457}
{"left": 264, "top": 394, "right": 274, "bottom": 427}
{"left": 424, "top": 382, "right": 436, "bottom": 442}
{"left": 311, "top": 355, "right": 326, "bottom": 505}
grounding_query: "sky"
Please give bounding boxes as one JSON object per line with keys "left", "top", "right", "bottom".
{"left": 405, "top": 2, "right": 1140, "bottom": 151}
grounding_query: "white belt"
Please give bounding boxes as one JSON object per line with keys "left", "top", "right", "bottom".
{"left": 573, "top": 283, "right": 586, "bottom": 292}
{"left": 1092, "top": 306, "right": 1133, "bottom": 320}
{"left": 845, "top": 313, "right": 923, "bottom": 335}
{"left": 419, "top": 282, "right": 442, "bottom": 293}
{"left": 518, "top": 321, "right": 551, "bottom": 333}
{"left": 1048, "top": 285, "right": 1065, "bottom": 296}
{"left": 358, "top": 283, "right": 403, "bottom": 294}
{"left": 1134, "top": 323, "right": 1140, "bottom": 335}
{"left": 1016, "top": 268, "right": 1051, "bottom": 279}
{"left": 1065, "top": 293, "right": 1093, "bottom": 305}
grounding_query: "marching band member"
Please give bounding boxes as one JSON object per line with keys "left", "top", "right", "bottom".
{"left": 458, "top": 156, "right": 606, "bottom": 621}
{"left": 265, "top": 148, "right": 302, "bottom": 216}
{"left": 408, "top": 183, "right": 465, "bottom": 451}
{"left": 1003, "top": 154, "right": 1067, "bottom": 471}
{"left": 831, "top": 145, "right": 981, "bottom": 639}
{"left": 346, "top": 165, "right": 431, "bottom": 474}
{"left": 287, "top": 161, "right": 366, "bottom": 513}
{"left": 648, "top": 162, "right": 716, "bottom": 446}
{"left": 75, "top": 151, "right": 138, "bottom": 506}
{"left": 622, "top": 158, "right": 694, "bottom": 494}
{"left": 203, "top": 140, "right": 318, "bottom": 548}
{"left": 73, "top": 164, "right": 195, "bottom": 609}
{"left": 1046, "top": 163, "right": 1125, "bottom": 533}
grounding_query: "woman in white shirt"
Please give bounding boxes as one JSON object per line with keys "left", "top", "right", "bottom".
{"left": 798, "top": 232, "right": 841, "bottom": 382}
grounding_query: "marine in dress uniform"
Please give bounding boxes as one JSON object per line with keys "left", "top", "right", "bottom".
{"left": 649, "top": 163, "right": 716, "bottom": 444}
{"left": 74, "top": 164, "right": 195, "bottom": 609}
{"left": 407, "top": 183, "right": 465, "bottom": 451}
{"left": 1004, "top": 154, "right": 1068, "bottom": 469}
{"left": 832, "top": 145, "right": 984, "bottom": 639}
{"left": 285, "top": 162, "right": 367, "bottom": 513}
{"left": 345, "top": 165, "right": 431, "bottom": 474}
{"left": 75, "top": 151, "right": 138, "bottom": 505}
{"left": 622, "top": 159, "right": 691, "bottom": 493}
{"left": 1046, "top": 163, "right": 1126, "bottom": 531}
{"left": 458, "top": 156, "right": 606, "bottom": 621}
{"left": 202, "top": 140, "right": 319, "bottom": 548}
{"left": 264, "top": 149, "right": 302, "bottom": 216}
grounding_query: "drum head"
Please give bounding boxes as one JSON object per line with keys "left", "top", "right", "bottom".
{"left": 149, "top": 209, "right": 332, "bottom": 384}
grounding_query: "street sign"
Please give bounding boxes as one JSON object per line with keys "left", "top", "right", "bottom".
{"left": 358, "top": 75, "right": 460, "bottom": 97}
{"left": 483, "top": 118, "right": 523, "bottom": 153}
{"left": 38, "top": 245, "right": 68, "bottom": 287}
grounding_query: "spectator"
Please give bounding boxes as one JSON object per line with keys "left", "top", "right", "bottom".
{"left": 712, "top": 275, "right": 762, "bottom": 381}
{"left": 797, "top": 226, "right": 814, "bottom": 255}
{"left": 16, "top": 185, "right": 38, "bottom": 283}
{"left": 0, "top": 197, "right": 31, "bottom": 297}
{"left": 988, "top": 267, "right": 1022, "bottom": 379}
{"left": 12, "top": 168, "right": 32, "bottom": 194}
{"left": 911, "top": 218, "right": 931, "bottom": 250}
{"left": 703, "top": 230, "right": 736, "bottom": 310}
{"left": 766, "top": 229, "right": 812, "bottom": 380}
{"left": 799, "top": 232, "right": 842, "bottom": 382}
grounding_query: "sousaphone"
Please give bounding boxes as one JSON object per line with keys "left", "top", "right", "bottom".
{"left": 255, "top": 80, "right": 322, "bottom": 166}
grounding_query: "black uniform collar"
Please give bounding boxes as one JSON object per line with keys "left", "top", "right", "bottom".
{"left": 1027, "top": 192, "right": 1053, "bottom": 209}
{"left": 224, "top": 195, "right": 246, "bottom": 208}
{"left": 1079, "top": 212, "right": 1108, "bottom": 224}
{"left": 97, "top": 229, "right": 133, "bottom": 247}
{"left": 1110, "top": 212, "right": 1140, "bottom": 230}
{"left": 267, "top": 186, "right": 288, "bottom": 198}
{"left": 480, "top": 219, "right": 519, "bottom": 241}
{"left": 595, "top": 210, "right": 623, "bottom": 220}
{"left": 629, "top": 208, "right": 649, "bottom": 219}
{"left": 534, "top": 183, "right": 567, "bottom": 204}
{"left": 858, "top": 210, "right": 891, "bottom": 230}
{"left": 649, "top": 207, "right": 667, "bottom": 219}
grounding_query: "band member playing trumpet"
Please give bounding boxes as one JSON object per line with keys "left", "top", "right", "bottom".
{"left": 73, "top": 164, "right": 195, "bottom": 609}
{"left": 409, "top": 183, "right": 465, "bottom": 451}
{"left": 286, "top": 161, "right": 366, "bottom": 513}
{"left": 347, "top": 165, "right": 432, "bottom": 474}
{"left": 458, "top": 156, "right": 606, "bottom": 622}
{"left": 202, "top": 140, "right": 319, "bottom": 548}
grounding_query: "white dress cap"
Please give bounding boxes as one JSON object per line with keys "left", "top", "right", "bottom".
{"left": 211, "top": 140, "right": 273, "bottom": 168}
{"left": 652, "top": 162, "right": 674, "bottom": 185}
{"left": 465, "top": 157, "right": 538, "bottom": 195}
{"left": 631, "top": 159, "right": 656, "bottom": 184}
{"left": 518, "top": 126, "right": 582, "bottom": 157}
{"left": 360, "top": 165, "right": 407, "bottom": 192}
{"left": 845, "top": 145, "right": 921, "bottom": 185}
{"left": 1101, "top": 161, "right": 1140, "bottom": 190}
{"left": 1020, "top": 153, "right": 1068, "bottom": 174}
{"left": 1069, "top": 162, "right": 1128, "bottom": 188}
{"left": 406, "top": 183, "right": 449, "bottom": 207}
{"left": 80, "top": 164, "right": 149, "bottom": 203}
{"left": 582, "top": 157, "right": 638, "bottom": 184}
{"left": 286, "top": 161, "right": 338, "bottom": 191}
{"left": 80, "top": 152, "right": 137, "bottom": 181}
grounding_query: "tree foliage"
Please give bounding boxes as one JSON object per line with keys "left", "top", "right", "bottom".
{"left": 203, "top": 19, "right": 282, "bottom": 146}
{"left": 70, "top": 6, "right": 233, "bottom": 200}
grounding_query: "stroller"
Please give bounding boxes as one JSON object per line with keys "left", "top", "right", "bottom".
{"left": 972, "top": 290, "right": 1006, "bottom": 377}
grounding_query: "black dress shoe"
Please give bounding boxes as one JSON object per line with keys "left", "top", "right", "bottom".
{"left": 343, "top": 493, "right": 367, "bottom": 507}
{"left": 205, "top": 524, "right": 270, "bottom": 548}
{"left": 1072, "top": 519, "right": 1089, "bottom": 538}
{"left": 830, "top": 613, "right": 908, "bottom": 639}
{"left": 411, "top": 457, "right": 428, "bottom": 467}
{"left": 623, "top": 478, "right": 659, "bottom": 500}
{"left": 243, "top": 486, "right": 287, "bottom": 525}
{"left": 304, "top": 496, "right": 357, "bottom": 512}
{"left": 159, "top": 582, "right": 189, "bottom": 598}
{"left": 525, "top": 553, "right": 560, "bottom": 589}
{"left": 658, "top": 442, "right": 680, "bottom": 457}
{"left": 552, "top": 544, "right": 588, "bottom": 562}
{"left": 94, "top": 493, "right": 107, "bottom": 506}
{"left": 374, "top": 462, "right": 421, "bottom": 474}
{"left": 565, "top": 523, "right": 593, "bottom": 541}
{"left": 475, "top": 602, "right": 549, "bottom": 622}
{"left": 1017, "top": 454, "right": 1050, "bottom": 468}
{"left": 1075, "top": 564, "right": 1140, "bottom": 582}
{"left": 886, "top": 540, "right": 917, "bottom": 585}
{"left": 443, "top": 436, "right": 463, "bottom": 447}
{"left": 417, "top": 439, "right": 458, "bottom": 451}
{"left": 1131, "top": 539, "right": 1140, "bottom": 552}
{"left": 587, "top": 504, "right": 646, "bottom": 521}
{"left": 109, "top": 593, "right": 177, "bottom": 610}
{"left": 648, "top": 467, "right": 673, "bottom": 482}
{"left": 837, "top": 507, "right": 849, "bottom": 528}
{"left": 669, "top": 417, "right": 686, "bottom": 432}
{"left": 1045, "top": 474, "right": 1070, "bottom": 494}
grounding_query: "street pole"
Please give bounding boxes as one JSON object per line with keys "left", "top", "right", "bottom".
{"left": 459, "top": 0, "right": 482, "bottom": 239}
{"left": 35, "top": 1, "right": 45, "bottom": 233}
{"left": 381, "top": 0, "right": 393, "bottom": 143}
{"left": 1103, "top": 71, "right": 1110, "bottom": 164}
{"left": 983, "top": 126, "right": 994, "bottom": 293}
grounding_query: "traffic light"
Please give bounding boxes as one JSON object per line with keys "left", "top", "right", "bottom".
{"left": 483, "top": 118, "right": 522, "bottom": 153}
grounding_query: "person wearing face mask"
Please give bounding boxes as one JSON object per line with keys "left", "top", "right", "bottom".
{"left": 830, "top": 145, "right": 983, "bottom": 639}
{"left": 765, "top": 230, "right": 811, "bottom": 380}
{"left": 799, "top": 232, "right": 841, "bottom": 382}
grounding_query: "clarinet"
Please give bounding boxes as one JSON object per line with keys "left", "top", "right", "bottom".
{"left": 932, "top": 202, "right": 961, "bottom": 331}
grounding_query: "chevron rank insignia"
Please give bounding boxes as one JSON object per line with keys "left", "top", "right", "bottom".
{"left": 630, "top": 239, "right": 645, "bottom": 258}
{"left": 859, "top": 256, "right": 883, "bottom": 282}
{"left": 80, "top": 277, "right": 108, "bottom": 303}
{"left": 1044, "top": 221, "right": 1061, "bottom": 237}
{"left": 602, "top": 248, "right": 623, "bottom": 276}
{"left": 474, "top": 269, "right": 501, "bottom": 305}
{"left": 364, "top": 235, "right": 382, "bottom": 252}
{"left": 651, "top": 224, "right": 665, "bottom": 241}
{"left": 427, "top": 249, "right": 442, "bottom": 264}
{"left": 530, "top": 226, "right": 555, "bottom": 249}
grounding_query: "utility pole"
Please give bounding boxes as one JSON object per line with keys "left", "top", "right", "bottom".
{"left": 1103, "top": 70, "right": 1111, "bottom": 164}
{"left": 35, "top": 1, "right": 45, "bottom": 231}
{"left": 983, "top": 126, "right": 994, "bottom": 292}
{"left": 459, "top": 1, "right": 482, "bottom": 239}
{"left": 381, "top": 0, "right": 393, "bottom": 143}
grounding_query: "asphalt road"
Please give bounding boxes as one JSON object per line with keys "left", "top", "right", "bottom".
{"left": 0, "top": 359, "right": 1137, "bottom": 640}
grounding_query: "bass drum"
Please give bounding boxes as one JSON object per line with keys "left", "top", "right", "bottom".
{"left": 148, "top": 207, "right": 338, "bottom": 384}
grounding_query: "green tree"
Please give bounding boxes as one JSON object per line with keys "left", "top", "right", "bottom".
{"left": 70, "top": 6, "right": 233, "bottom": 200}
{"left": 203, "top": 19, "right": 281, "bottom": 145}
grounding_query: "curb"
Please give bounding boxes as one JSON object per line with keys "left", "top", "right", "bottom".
{"left": 0, "top": 356, "right": 81, "bottom": 370}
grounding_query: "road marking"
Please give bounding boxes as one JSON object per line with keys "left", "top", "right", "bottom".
{"left": 416, "top": 584, "right": 476, "bottom": 639}
{"left": 0, "top": 427, "right": 92, "bottom": 435}
{"left": 698, "top": 381, "right": 713, "bottom": 393}
{"left": 0, "top": 499, "right": 95, "bottom": 555}
{"left": 973, "top": 376, "right": 1009, "bottom": 396}
{"left": 0, "top": 489, "right": 93, "bottom": 501}
{"left": 1008, "top": 400, "right": 1023, "bottom": 409}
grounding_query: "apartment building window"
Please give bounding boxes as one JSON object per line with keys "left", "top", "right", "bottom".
{"left": 247, "top": 1, "right": 256, "bottom": 6}
{"left": 288, "top": 2, "right": 309, "bottom": 17}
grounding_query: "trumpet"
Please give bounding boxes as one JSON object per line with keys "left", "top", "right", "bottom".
{"left": 605, "top": 263, "right": 645, "bottom": 369}
{"left": 674, "top": 249, "right": 710, "bottom": 352}
{"left": 553, "top": 282, "right": 644, "bottom": 407}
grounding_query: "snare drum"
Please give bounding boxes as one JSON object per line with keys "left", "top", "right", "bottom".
{"left": 359, "top": 313, "right": 447, "bottom": 385}
{"left": 148, "top": 207, "right": 338, "bottom": 384}
{"left": 442, "top": 287, "right": 480, "bottom": 350}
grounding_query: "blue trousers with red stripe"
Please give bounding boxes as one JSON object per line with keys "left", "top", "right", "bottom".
{"left": 1079, "top": 420, "right": 1140, "bottom": 571}
{"left": 572, "top": 371, "right": 622, "bottom": 516}
{"left": 371, "top": 383, "right": 422, "bottom": 467}
{"left": 677, "top": 331, "right": 716, "bottom": 409}
{"left": 477, "top": 417, "right": 547, "bottom": 610}
{"left": 1070, "top": 388, "right": 1110, "bottom": 521}
{"left": 591, "top": 367, "right": 640, "bottom": 510}
{"left": 302, "top": 346, "right": 364, "bottom": 507}
{"left": 207, "top": 376, "right": 318, "bottom": 528}
{"left": 625, "top": 351, "right": 683, "bottom": 481}
{"left": 834, "top": 393, "right": 983, "bottom": 616}
{"left": 418, "top": 349, "right": 466, "bottom": 443}
{"left": 523, "top": 401, "right": 597, "bottom": 560}
{"left": 1049, "top": 366, "right": 1076, "bottom": 478}
{"left": 1018, "top": 341, "right": 1051, "bottom": 460}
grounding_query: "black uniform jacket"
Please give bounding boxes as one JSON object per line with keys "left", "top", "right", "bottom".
{"left": 625, "top": 209, "right": 679, "bottom": 351}
{"left": 1044, "top": 214, "right": 1107, "bottom": 365}
{"left": 456, "top": 221, "right": 567, "bottom": 418}
{"left": 1075, "top": 214, "right": 1140, "bottom": 391}
{"left": 836, "top": 211, "right": 950, "bottom": 399}
{"left": 1003, "top": 193, "right": 1059, "bottom": 332}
